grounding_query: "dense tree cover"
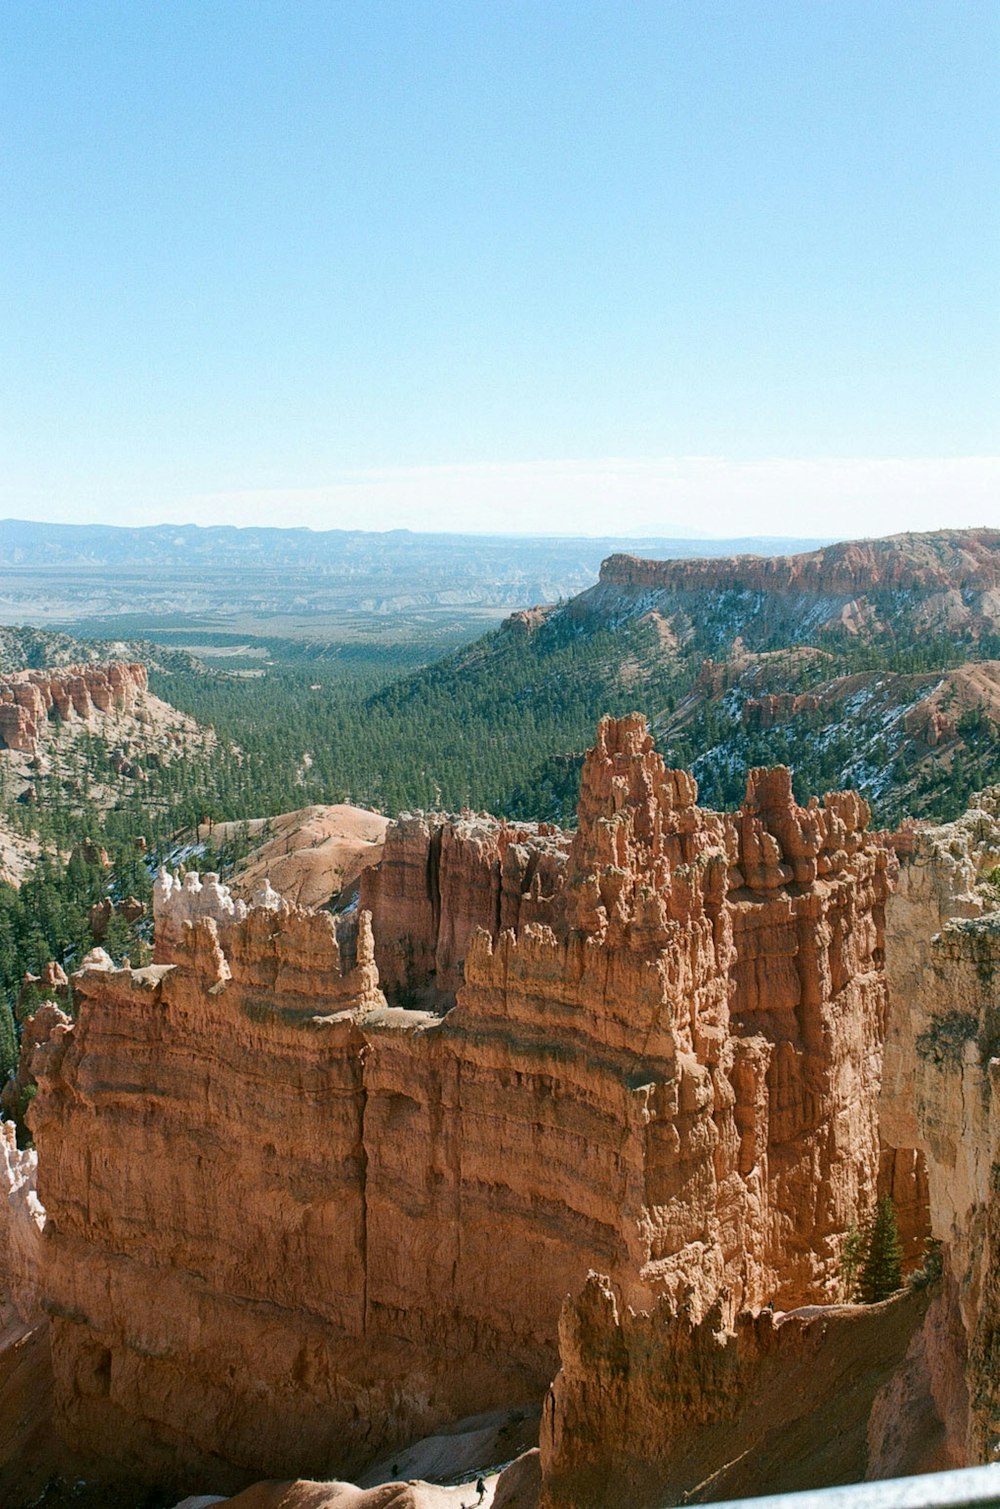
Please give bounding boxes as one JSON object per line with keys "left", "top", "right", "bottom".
{"left": 0, "top": 720, "right": 253, "bottom": 1017}
{"left": 0, "top": 996, "right": 16, "bottom": 1081}
{"left": 149, "top": 614, "right": 685, "bottom": 823}
{"left": 151, "top": 605, "right": 1000, "bottom": 836}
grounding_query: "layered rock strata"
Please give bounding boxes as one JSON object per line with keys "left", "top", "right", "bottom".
{"left": 577, "top": 530, "right": 1000, "bottom": 644}
{"left": 600, "top": 529, "right": 1000, "bottom": 599}
{"left": 0, "top": 662, "right": 147, "bottom": 754}
{"left": 29, "top": 715, "right": 897, "bottom": 1494}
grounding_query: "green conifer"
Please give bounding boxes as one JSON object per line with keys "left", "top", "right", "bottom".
{"left": 857, "top": 1196, "right": 903, "bottom": 1303}
{"left": 0, "top": 996, "right": 17, "bottom": 1082}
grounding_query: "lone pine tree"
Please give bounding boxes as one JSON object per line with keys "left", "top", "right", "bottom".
{"left": 857, "top": 1195, "right": 904, "bottom": 1303}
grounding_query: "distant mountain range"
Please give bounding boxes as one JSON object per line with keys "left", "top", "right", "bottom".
{"left": 0, "top": 519, "right": 831, "bottom": 627}
{"left": 0, "top": 519, "right": 830, "bottom": 572}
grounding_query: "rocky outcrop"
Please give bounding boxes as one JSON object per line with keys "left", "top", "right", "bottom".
{"left": 600, "top": 529, "right": 1000, "bottom": 600}
{"left": 28, "top": 715, "right": 899, "bottom": 1496}
{"left": 0, "top": 1123, "right": 44, "bottom": 1327}
{"left": 17, "top": 961, "right": 70, "bottom": 1015}
{"left": 214, "top": 805, "right": 390, "bottom": 912}
{"left": 152, "top": 867, "right": 253, "bottom": 962}
{"left": 360, "top": 813, "right": 570, "bottom": 1004}
{"left": 742, "top": 692, "right": 821, "bottom": 730}
{"left": 570, "top": 531, "right": 1000, "bottom": 652}
{"left": 0, "top": 992, "right": 71, "bottom": 1126}
{"left": 0, "top": 663, "right": 148, "bottom": 754}
{"left": 539, "top": 1274, "right": 928, "bottom": 1509}
{"left": 879, "top": 790, "right": 1000, "bottom": 1463}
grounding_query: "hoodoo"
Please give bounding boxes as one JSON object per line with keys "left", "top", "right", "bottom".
{"left": 0, "top": 662, "right": 148, "bottom": 754}
{"left": 17, "top": 714, "right": 913, "bottom": 1500}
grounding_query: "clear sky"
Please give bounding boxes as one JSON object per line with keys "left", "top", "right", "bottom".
{"left": 2, "top": 1, "right": 997, "bottom": 538}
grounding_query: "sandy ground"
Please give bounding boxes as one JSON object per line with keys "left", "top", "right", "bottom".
{"left": 203, "top": 804, "right": 389, "bottom": 910}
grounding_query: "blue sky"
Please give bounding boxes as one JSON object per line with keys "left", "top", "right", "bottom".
{"left": 2, "top": 1, "right": 997, "bottom": 537}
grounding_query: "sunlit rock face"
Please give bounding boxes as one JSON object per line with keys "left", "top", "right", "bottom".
{"left": 29, "top": 715, "right": 896, "bottom": 1495}
{"left": 537, "top": 1272, "right": 930, "bottom": 1509}
{"left": 0, "top": 662, "right": 148, "bottom": 753}
{"left": 593, "top": 530, "right": 1000, "bottom": 641}
{"left": 360, "top": 809, "right": 571, "bottom": 1005}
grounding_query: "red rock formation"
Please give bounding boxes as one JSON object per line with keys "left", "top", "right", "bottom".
{"left": 460, "top": 725, "right": 896, "bottom": 1316}
{"left": 539, "top": 1273, "right": 930, "bottom": 1509}
{"left": 568, "top": 531, "right": 1000, "bottom": 652}
{"left": 27, "top": 715, "right": 898, "bottom": 1495}
{"left": 599, "top": 529, "right": 1000, "bottom": 598}
{"left": 503, "top": 606, "right": 554, "bottom": 637}
{"left": 742, "top": 691, "right": 821, "bottom": 730}
{"left": 361, "top": 813, "right": 570, "bottom": 1004}
{"left": 0, "top": 985, "right": 71, "bottom": 1126}
{"left": 0, "top": 663, "right": 148, "bottom": 755}
{"left": 17, "top": 961, "right": 70, "bottom": 1014}
{"left": 88, "top": 896, "right": 146, "bottom": 942}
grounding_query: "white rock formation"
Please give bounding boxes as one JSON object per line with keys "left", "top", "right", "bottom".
{"left": 153, "top": 867, "right": 254, "bottom": 961}
{"left": 0, "top": 1120, "right": 44, "bottom": 1325}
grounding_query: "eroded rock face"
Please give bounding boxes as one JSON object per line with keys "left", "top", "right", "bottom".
{"left": 600, "top": 530, "right": 1000, "bottom": 600}
{"left": 0, "top": 663, "right": 148, "bottom": 754}
{"left": 539, "top": 1273, "right": 928, "bottom": 1509}
{"left": 575, "top": 531, "right": 1000, "bottom": 650}
{"left": 29, "top": 715, "right": 897, "bottom": 1494}
{"left": 360, "top": 812, "right": 570, "bottom": 1005}
{"left": 881, "top": 791, "right": 1000, "bottom": 1463}
{"left": 461, "top": 720, "right": 896, "bottom": 1317}
{"left": 0, "top": 994, "right": 71, "bottom": 1126}
{"left": 0, "top": 1122, "right": 45, "bottom": 1327}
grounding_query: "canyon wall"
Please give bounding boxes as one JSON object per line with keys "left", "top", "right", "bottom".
{"left": 0, "top": 1123, "right": 44, "bottom": 1328}
{"left": 538, "top": 1273, "right": 929, "bottom": 1509}
{"left": 882, "top": 793, "right": 1000, "bottom": 1463}
{"left": 29, "top": 715, "right": 898, "bottom": 1495}
{"left": 598, "top": 529, "right": 1000, "bottom": 598}
{"left": 577, "top": 531, "right": 1000, "bottom": 644}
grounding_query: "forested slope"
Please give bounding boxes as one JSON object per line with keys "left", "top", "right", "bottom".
{"left": 7, "top": 526, "right": 1000, "bottom": 1056}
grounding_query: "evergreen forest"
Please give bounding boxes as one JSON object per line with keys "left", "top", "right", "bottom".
{"left": 4, "top": 570, "right": 1000, "bottom": 1076}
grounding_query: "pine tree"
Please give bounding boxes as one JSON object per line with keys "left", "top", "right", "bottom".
{"left": 841, "top": 1222, "right": 866, "bottom": 1300}
{"left": 857, "top": 1196, "right": 903, "bottom": 1303}
{"left": 0, "top": 996, "right": 17, "bottom": 1082}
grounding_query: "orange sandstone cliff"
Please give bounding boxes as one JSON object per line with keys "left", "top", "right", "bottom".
{"left": 578, "top": 530, "right": 1000, "bottom": 644}
{"left": 20, "top": 714, "right": 907, "bottom": 1499}
{"left": 360, "top": 811, "right": 571, "bottom": 1004}
{"left": 599, "top": 529, "right": 1000, "bottom": 599}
